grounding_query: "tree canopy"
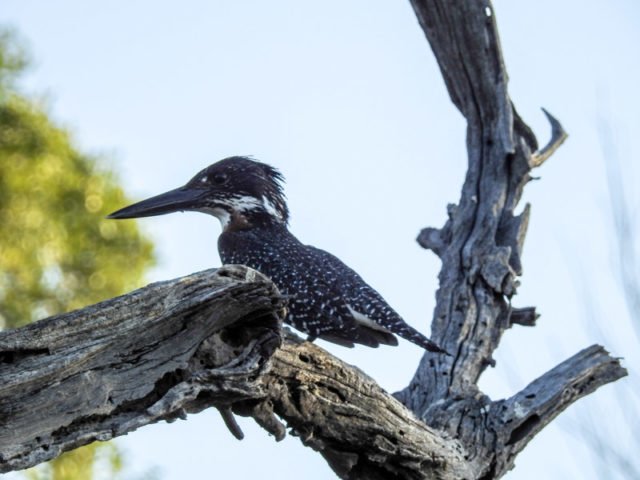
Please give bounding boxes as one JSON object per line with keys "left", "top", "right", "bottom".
{"left": 0, "top": 28, "right": 155, "bottom": 479}
{"left": 0, "top": 30, "right": 154, "bottom": 330}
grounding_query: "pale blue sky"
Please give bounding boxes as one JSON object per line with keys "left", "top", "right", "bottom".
{"left": 2, "top": 1, "right": 638, "bottom": 479}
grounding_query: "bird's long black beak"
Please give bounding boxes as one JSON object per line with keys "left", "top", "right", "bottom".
{"left": 107, "top": 186, "right": 205, "bottom": 219}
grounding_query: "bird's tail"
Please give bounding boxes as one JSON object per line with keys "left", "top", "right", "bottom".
{"left": 398, "top": 324, "right": 450, "bottom": 355}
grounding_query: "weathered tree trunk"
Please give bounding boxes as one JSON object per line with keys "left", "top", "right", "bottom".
{"left": 393, "top": 0, "right": 626, "bottom": 476}
{"left": 0, "top": 266, "right": 471, "bottom": 478}
{"left": 0, "top": 265, "right": 625, "bottom": 478}
{"left": 0, "top": 1, "right": 628, "bottom": 479}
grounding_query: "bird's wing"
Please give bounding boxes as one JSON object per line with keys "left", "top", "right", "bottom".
{"left": 303, "top": 246, "right": 401, "bottom": 347}
{"left": 305, "top": 245, "right": 447, "bottom": 353}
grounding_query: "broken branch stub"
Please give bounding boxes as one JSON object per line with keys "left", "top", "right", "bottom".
{"left": 0, "top": 267, "right": 474, "bottom": 479}
{"left": 0, "top": 266, "right": 284, "bottom": 473}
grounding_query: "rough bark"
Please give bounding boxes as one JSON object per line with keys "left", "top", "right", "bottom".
{"left": 0, "top": 266, "right": 283, "bottom": 472}
{"left": 0, "top": 266, "right": 473, "bottom": 478}
{"left": 0, "top": 1, "right": 628, "bottom": 479}
{"left": 0, "top": 266, "right": 625, "bottom": 478}
{"left": 393, "top": 0, "right": 627, "bottom": 478}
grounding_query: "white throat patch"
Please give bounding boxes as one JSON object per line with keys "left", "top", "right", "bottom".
{"left": 197, "top": 195, "right": 265, "bottom": 229}
{"left": 198, "top": 206, "right": 231, "bottom": 228}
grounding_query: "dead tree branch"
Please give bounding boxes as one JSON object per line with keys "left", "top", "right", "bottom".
{"left": 0, "top": 266, "right": 625, "bottom": 479}
{"left": 0, "top": 266, "right": 283, "bottom": 472}
{"left": 394, "top": 0, "right": 626, "bottom": 477}
{"left": 0, "top": 266, "right": 472, "bottom": 479}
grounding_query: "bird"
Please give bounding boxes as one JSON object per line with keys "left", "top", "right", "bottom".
{"left": 108, "top": 156, "right": 447, "bottom": 353}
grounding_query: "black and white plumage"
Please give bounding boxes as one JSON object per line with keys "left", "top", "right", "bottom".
{"left": 108, "top": 156, "right": 447, "bottom": 353}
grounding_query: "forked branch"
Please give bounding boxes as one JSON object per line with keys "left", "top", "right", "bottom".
{"left": 396, "top": 0, "right": 626, "bottom": 478}
{"left": 0, "top": 267, "right": 472, "bottom": 479}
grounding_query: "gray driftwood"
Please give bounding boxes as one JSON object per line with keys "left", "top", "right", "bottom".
{"left": 0, "top": 266, "right": 472, "bottom": 478}
{"left": 0, "top": 0, "right": 628, "bottom": 478}
{"left": 394, "top": 0, "right": 626, "bottom": 477}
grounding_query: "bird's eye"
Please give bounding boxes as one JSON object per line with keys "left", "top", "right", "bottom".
{"left": 212, "top": 173, "right": 228, "bottom": 184}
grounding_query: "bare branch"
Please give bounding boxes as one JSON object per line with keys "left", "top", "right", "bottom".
{"left": 417, "top": 226, "right": 449, "bottom": 256}
{"left": 267, "top": 336, "right": 474, "bottom": 479}
{"left": 0, "top": 265, "right": 283, "bottom": 472}
{"left": 218, "top": 407, "right": 245, "bottom": 440}
{"left": 0, "top": 267, "right": 474, "bottom": 479}
{"left": 492, "top": 345, "right": 626, "bottom": 470}
{"left": 530, "top": 108, "right": 569, "bottom": 168}
{"left": 508, "top": 306, "right": 539, "bottom": 327}
{"left": 397, "top": 1, "right": 624, "bottom": 478}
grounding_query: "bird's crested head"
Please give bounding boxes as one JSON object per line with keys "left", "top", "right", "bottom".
{"left": 107, "top": 156, "right": 289, "bottom": 229}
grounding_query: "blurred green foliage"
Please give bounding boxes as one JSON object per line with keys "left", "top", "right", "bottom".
{"left": 26, "top": 443, "right": 122, "bottom": 480}
{"left": 0, "top": 28, "right": 28, "bottom": 92}
{"left": 0, "top": 28, "right": 155, "bottom": 478}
